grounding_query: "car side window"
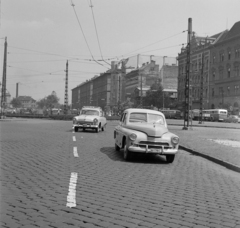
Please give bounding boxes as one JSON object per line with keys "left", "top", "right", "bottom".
{"left": 100, "top": 111, "right": 103, "bottom": 117}
{"left": 120, "top": 113, "right": 125, "bottom": 122}
{"left": 122, "top": 113, "right": 127, "bottom": 125}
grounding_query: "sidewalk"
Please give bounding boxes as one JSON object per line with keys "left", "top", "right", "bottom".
{"left": 168, "top": 121, "right": 240, "bottom": 173}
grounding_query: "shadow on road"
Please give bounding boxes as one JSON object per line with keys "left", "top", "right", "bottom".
{"left": 100, "top": 147, "right": 168, "bottom": 164}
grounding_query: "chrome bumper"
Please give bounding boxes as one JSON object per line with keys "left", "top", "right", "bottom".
{"left": 128, "top": 144, "right": 178, "bottom": 155}
{"left": 72, "top": 124, "right": 98, "bottom": 129}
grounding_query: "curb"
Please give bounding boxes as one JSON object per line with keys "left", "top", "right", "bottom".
{"left": 179, "top": 145, "right": 240, "bottom": 173}
{"left": 168, "top": 123, "right": 240, "bottom": 130}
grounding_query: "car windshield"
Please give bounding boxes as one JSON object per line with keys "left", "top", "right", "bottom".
{"left": 81, "top": 110, "right": 99, "bottom": 116}
{"left": 129, "top": 112, "right": 164, "bottom": 124}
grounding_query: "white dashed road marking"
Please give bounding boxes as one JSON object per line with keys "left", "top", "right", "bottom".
{"left": 66, "top": 172, "right": 78, "bottom": 208}
{"left": 73, "top": 147, "right": 79, "bottom": 157}
{"left": 73, "top": 136, "right": 76, "bottom": 141}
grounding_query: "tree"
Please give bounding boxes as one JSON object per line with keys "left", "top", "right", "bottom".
{"left": 11, "top": 98, "right": 22, "bottom": 108}
{"left": 37, "top": 94, "right": 60, "bottom": 109}
{"left": 144, "top": 83, "right": 164, "bottom": 109}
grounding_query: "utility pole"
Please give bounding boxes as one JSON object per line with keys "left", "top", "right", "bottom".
{"left": 162, "top": 56, "right": 167, "bottom": 110}
{"left": 199, "top": 37, "right": 207, "bottom": 124}
{"left": 64, "top": 60, "right": 68, "bottom": 115}
{"left": 118, "top": 74, "right": 121, "bottom": 113}
{"left": 183, "top": 18, "right": 192, "bottom": 130}
{"left": 16, "top": 82, "right": 19, "bottom": 98}
{"left": 1, "top": 37, "right": 7, "bottom": 118}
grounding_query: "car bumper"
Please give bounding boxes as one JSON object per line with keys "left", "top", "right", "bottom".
{"left": 128, "top": 144, "right": 178, "bottom": 155}
{"left": 73, "top": 124, "right": 98, "bottom": 129}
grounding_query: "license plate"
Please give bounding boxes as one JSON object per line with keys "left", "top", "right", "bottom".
{"left": 83, "top": 124, "right": 88, "bottom": 127}
{"left": 150, "top": 148, "right": 161, "bottom": 153}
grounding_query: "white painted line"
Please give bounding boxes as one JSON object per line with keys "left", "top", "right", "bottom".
{"left": 66, "top": 172, "right": 78, "bottom": 208}
{"left": 73, "top": 147, "right": 79, "bottom": 157}
{"left": 73, "top": 136, "right": 76, "bottom": 141}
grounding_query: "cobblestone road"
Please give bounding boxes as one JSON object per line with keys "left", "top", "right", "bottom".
{"left": 1, "top": 119, "right": 240, "bottom": 228}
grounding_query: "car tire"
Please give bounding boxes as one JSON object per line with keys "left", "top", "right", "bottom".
{"left": 166, "top": 155, "right": 175, "bottom": 163}
{"left": 123, "top": 140, "right": 132, "bottom": 161}
{"left": 96, "top": 126, "right": 100, "bottom": 133}
{"left": 101, "top": 125, "right": 105, "bottom": 131}
{"left": 115, "top": 143, "right": 120, "bottom": 151}
{"left": 74, "top": 127, "right": 79, "bottom": 132}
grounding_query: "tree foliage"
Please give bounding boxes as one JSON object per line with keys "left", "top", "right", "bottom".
{"left": 37, "top": 94, "right": 60, "bottom": 109}
{"left": 11, "top": 98, "right": 22, "bottom": 108}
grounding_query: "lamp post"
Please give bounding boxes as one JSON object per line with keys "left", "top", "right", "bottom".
{"left": 162, "top": 56, "right": 167, "bottom": 110}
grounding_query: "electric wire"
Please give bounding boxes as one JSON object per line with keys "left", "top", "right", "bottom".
{"left": 89, "top": 0, "right": 111, "bottom": 66}
{"left": 70, "top": 0, "right": 109, "bottom": 69}
{"left": 120, "top": 31, "right": 186, "bottom": 57}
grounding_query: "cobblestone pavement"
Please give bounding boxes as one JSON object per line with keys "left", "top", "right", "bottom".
{"left": 1, "top": 119, "right": 240, "bottom": 228}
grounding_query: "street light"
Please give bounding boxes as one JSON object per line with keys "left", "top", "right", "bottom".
{"left": 162, "top": 56, "right": 167, "bottom": 110}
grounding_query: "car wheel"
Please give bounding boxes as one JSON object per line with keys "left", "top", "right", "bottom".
{"left": 115, "top": 143, "right": 120, "bottom": 151}
{"left": 166, "top": 155, "right": 175, "bottom": 163}
{"left": 74, "top": 127, "right": 78, "bottom": 132}
{"left": 123, "top": 140, "right": 132, "bottom": 161}
{"left": 96, "top": 126, "right": 100, "bottom": 133}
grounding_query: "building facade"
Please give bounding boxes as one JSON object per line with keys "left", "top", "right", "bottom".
{"left": 177, "top": 21, "right": 240, "bottom": 114}
{"left": 125, "top": 60, "right": 160, "bottom": 101}
{"left": 72, "top": 72, "right": 111, "bottom": 112}
{"left": 17, "top": 96, "right": 36, "bottom": 109}
{"left": 209, "top": 22, "right": 240, "bottom": 113}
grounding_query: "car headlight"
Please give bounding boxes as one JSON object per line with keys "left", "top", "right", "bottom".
{"left": 73, "top": 118, "right": 77, "bottom": 124}
{"left": 93, "top": 118, "right": 98, "bottom": 125}
{"left": 129, "top": 133, "right": 137, "bottom": 141}
{"left": 171, "top": 136, "right": 179, "bottom": 145}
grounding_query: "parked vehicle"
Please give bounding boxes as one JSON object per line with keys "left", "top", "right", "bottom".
{"left": 160, "top": 109, "right": 182, "bottom": 119}
{"left": 114, "top": 108, "right": 179, "bottom": 163}
{"left": 224, "top": 115, "right": 240, "bottom": 123}
{"left": 72, "top": 106, "right": 107, "bottom": 133}
{"left": 203, "top": 109, "right": 228, "bottom": 122}
{"left": 51, "top": 108, "right": 62, "bottom": 115}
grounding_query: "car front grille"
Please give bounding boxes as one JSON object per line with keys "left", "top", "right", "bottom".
{"left": 138, "top": 141, "right": 171, "bottom": 149}
{"left": 77, "top": 121, "right": 93, "bottom": 125}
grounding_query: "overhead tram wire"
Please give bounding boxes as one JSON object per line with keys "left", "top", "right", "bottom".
{"left": 119, "top": 31, "right": 186, "bottom": 58}
{"left": 70, "top": 0, "right": 109, "bottom": 69}
{"left": 89, "top": 0, "right": 111, "bottom": 66}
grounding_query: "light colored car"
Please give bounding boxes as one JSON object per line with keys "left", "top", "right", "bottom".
{"left": 225, "top": 115, "right": 240, "bottom": 123}
{"left": 72, "top": 106, "right": 107, "bottom": 133}
{"left": 114, "top": 108, "right": 179, "bottom": 163}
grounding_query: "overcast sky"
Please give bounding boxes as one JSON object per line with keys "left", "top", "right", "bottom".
{"left": 1, "top": 0, "right": 240, "bottom": 104}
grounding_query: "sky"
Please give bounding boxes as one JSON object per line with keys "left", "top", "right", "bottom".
{"left": 1, "top": 0, "right": 240, "bottom": 104}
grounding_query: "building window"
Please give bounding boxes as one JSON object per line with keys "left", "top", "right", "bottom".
{"left": 219, "top": 70, "right": 223, "bottom": 79}
{"left": 235, "top": 85, "right": 239, "bottom": 94}
{"left": 235, "top": 49, "right": 240, "bottom": 58}
{"left": 228, "top": 51, "right": 231, "bottom": 60}
{"left": 212, "top": 72, "right": 215, "bottom": 81}
{"left": 213, "top": 56, "right": 215, "bottom": 64}
{"left": 219, "top": 87, "right": 224, "bottom": 96}
{"left": 220, "top": 53, "right": 224, "bottom": 62}
{"left": 234, "top": 65, "right": 240, "bottom": 77}
{"left": 212, "top": 88, "right": 215, "bottom": 97}
{"left": 227, "top": 86, "right": 230, "bottom": 95}
{"left": 228, "top": 68, "right": 231, "bottom": 78}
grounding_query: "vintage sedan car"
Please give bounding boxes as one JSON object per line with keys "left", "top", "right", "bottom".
{"left": 114, "top": 108, "right": 179, "bottom": 163}
{"left": 72, "top": 106, "right": 107, "bottom": 133}
{"left": 224, "top": 115, "right": 240, "bottom": 123}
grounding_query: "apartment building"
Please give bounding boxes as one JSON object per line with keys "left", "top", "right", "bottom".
{"left": 177, "top": 21, "right": 240, "bottom": 114}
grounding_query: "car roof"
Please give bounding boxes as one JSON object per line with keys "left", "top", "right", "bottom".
{"left": 124, "top": 108, "right": 164, "bottom": 115}
{"left": 82, "top": 106, "right": 101, "bottom": 110}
